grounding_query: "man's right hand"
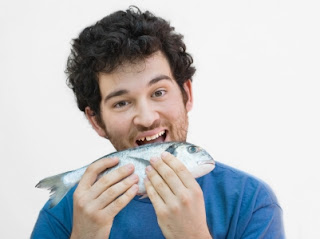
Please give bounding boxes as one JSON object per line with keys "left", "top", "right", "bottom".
{"left": 70, "top": 157, "right": 139, "bottom": 239}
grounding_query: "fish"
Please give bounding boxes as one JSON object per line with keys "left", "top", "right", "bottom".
{"left": 36, "top": 142, "right": 215, "bottom": 208}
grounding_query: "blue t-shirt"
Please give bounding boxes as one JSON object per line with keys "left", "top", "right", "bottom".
{"left": 31, "top": 162, "right": 285, "bottom": 238}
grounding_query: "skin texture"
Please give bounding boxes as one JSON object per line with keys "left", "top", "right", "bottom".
{"left": 71, "top": 158, "right": 139, "bottom": 239}
{"left": 71, "top": 51, "right": 212, "bottom": 238}
{"left": 145, "top": 152, "right": 211, "bottom": 239}
{"left": 87, "top": 51, "right": 192, "bottom": 151}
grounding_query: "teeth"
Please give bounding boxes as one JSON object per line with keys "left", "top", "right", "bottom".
{"left": 138, "top": 130, "right": 165, "bottom": 142}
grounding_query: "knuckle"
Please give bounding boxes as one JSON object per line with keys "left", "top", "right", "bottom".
{"left": 176, "top": 164, "right": 187, "bottom": 173}
{"left": 194, "top": 188, "right": 204, "bottom": 199}
{"left": 163, "top": 169, "right": 175, "bottom": 179}
{"left": 91, "top": 214, "right": 103, "bottom": 224}
{"left": 99, "top": 174, "right": 110, "bottom": 185}
{"left": 157, "top": 208, "right": 169, "bottom": 218}
{"left": 119, "top": 165, "right": 131, "bottom": 175}
{"left": 107, "top": 186, "right": 117, "bottom": 198}
{"left": 83, "top": 204, "right": 93, "bottom": 217}
{"left": 85, "top": 208, "right": 103, "bottom": 224}
{"left": 179, "top": 192, "right": 192, "bottom": 206}
{"left": 146, "top": 188, "right": 157, "bottom": 200}
{"left": 86, "top": 164, "right": 97, "bottom": 174}
{"left": 113, "top": 197, "right": 125, "bottom": 209}
{"left": 163, "top": 154, "right": 174, "bottom": 163}
{"left": 73, "top": 190, "right": 81, "bottom": 200}
{"left": 155, "top": 181, "right": 166, "bottom": 190}
{"left": 75, "top": 196, "right": 87, "bottom": 210}
{"left": 123, "top": 177, "right": 134, "bottom": 187}
{"left": 169, "top": 203, "right": 180, "bottom": 214}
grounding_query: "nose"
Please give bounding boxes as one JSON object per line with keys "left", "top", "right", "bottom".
{"left": 133, "top": 101, "right": 160, "bottom": 128}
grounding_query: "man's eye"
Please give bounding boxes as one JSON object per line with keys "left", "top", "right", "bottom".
{"left": 114, "top": 101, "right": 130, "bottom": 108}
{"left": 152, "top": 90, "right": 166, "bottom": 98}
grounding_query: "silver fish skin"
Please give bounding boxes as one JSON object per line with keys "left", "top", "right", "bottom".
{"left": 36, "top": 142, "right": 215, "bottom": 208}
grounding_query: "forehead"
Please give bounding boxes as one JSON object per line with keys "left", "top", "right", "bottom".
{"left": 98, "top": 51, "right": 174, "bottom": 91}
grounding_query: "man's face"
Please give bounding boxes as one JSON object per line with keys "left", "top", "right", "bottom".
{"left": 86, "top": 51, "right": 193, "bottom": 151}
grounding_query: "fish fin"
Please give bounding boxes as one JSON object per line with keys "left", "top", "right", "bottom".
{"left": 128, "top": 156, "right": 149, "bottom": 163}
{"left": 128, "top": 156, "right": 150, "bottom": 169}
{"left": 36, "top": 171, "right": 76, "bottom": 208}
{"left": 139, "top": 194, "right": 149, "bottom": 199}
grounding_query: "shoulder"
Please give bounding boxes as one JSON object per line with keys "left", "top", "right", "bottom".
{"left": 198, "top": 162, "right": 284, "bottom": 238}
{"left": 199, "top": 161, "right": 280, "bottom": 207}
{"left": 32, "top": 185, "right": 76, "bottom": 238}
{"left": 38, "top": 184, "right": 76, "bottom": 228}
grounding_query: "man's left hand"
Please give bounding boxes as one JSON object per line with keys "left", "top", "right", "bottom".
{"left": 144, "top": 151, "right": 212, "bottom": 239}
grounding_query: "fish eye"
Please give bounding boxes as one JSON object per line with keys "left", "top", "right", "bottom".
{"left": 188, "top": 146, "right": 199, "bottom": 154}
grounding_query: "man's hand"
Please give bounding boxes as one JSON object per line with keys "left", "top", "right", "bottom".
{"left": 70, "top": 157, "right": 139, "bottom": 239}
{"left": 144, "top": 152, "right": 212, "bottom": 239}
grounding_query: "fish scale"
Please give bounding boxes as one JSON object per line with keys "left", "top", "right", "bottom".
{"left": 36, "top": 142, "right": 215, "bottom": 208}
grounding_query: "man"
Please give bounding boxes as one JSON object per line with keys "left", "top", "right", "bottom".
{"left": 32, "top": 7, "right": 285, "bottom": 239}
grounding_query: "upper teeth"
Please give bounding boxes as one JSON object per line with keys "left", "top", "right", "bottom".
{"left": 138, "top": 130, "right": 165, "bottom": 142}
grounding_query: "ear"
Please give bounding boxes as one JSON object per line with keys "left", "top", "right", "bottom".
{"left": 183, "top": 79, "right": 193, "bottom": 112}
{"left": 85, "top": 107, "right": 108, "bottom": 138}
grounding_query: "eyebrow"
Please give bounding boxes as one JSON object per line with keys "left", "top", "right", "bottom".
{"left": 104, "top": 74, "right": 173, "bottom": 103}
{"left": 148, "top": 74, "right": 172, "bottom": 86}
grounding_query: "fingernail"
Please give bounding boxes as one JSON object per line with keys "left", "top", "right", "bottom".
{"left": 161, "top": 151, "right": 169, "bottom": 158}
{"left": 127, "top": 164, "right": 134, "bottom": 171}
{"left": 129, "top": 174, "right": 138, "bottom": 181}
{"left": 130, "top": 184, "right": 139, "bottom": 193}
{"left": 146, "top": 165, "right": 153, "bottom": 172}
{"left": 111, "top": 157, "right": 119, "bottom": 162}
{"left": 150, "top": 157, "right": 159, "bottom": 163}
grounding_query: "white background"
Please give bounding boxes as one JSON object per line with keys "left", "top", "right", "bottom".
{"left": 1, "top": 0, "right": 319, "bottom": 238}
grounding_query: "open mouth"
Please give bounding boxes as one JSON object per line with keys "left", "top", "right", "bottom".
{"left": 136, "top": 130, "right": 167, "bottom": 146}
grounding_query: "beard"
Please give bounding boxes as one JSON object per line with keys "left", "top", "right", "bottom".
{"left": 103, "top": 107, "right": 189, "bottom": 151}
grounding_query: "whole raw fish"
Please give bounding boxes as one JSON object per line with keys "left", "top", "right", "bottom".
{"left": 36, "top": 142, "right": 215, "bottom": 208}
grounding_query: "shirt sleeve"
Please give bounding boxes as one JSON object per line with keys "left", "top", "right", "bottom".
{"left": 31, "top": 186, "right": 75, "bottom": 238}
{"left": 31, "top": 189, "right": 74, "bottom": 239}
{"left": 240, "top": 202, "right": 285, "bottom": 239}
{"left": 31, "top": 208, "right": 71, "bottom": 239}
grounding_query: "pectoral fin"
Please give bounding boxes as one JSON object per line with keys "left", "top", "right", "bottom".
{"left": 128, "top": 157, "right": 150, "bottom": 167}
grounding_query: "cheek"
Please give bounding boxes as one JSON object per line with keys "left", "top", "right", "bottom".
{"left": 162, "top": 101, "right": 185, "bottom": 119}
{"left": 104, "top": 113, "right": 132, "bottom": 135}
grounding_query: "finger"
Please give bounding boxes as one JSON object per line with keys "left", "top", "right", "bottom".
{"left": 149, "top": 156, "right": 185, "bottom": 195}
{"left": 92, "top": 173, "right": 139, "bottom": 209}
{"left": 89, "top": 163, "right": 135, "bottom": 199}
{"left": 160, "top": 152, "right": 197, "bottom": 189}
{"left": 145, "top": 163, "right": 175, "bottom": 203}
{"left": 144, "top": 177, "right": 165, "bottom": 210}
{"left": 77, "top": 157, "right": 119, "bottom": 191}
{"left": 102, "top": 184, "right": 139, "bottom": 218}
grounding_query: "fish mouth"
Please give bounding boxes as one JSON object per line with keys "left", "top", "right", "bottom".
{"left": 136, "top": 130, "right": 167, "bottom": 146}
{"left": 197, "top": 159, "right": 215, "bottom": 165}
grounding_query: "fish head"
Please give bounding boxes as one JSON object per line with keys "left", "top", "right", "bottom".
{"left": 166, "top": 142, "right": 215, "bottom": 178}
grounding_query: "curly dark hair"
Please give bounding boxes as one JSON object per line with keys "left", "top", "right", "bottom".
{"left": 66, "top": 6, "right": 196, "bottom": 124}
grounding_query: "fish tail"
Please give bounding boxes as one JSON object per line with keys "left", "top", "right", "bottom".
{"left": 36, "top": 171, "right": 75, "bottom": 208}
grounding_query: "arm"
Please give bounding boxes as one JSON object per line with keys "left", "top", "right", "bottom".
{"left": 144, "top": 152, "right": 212, "bottom": 239}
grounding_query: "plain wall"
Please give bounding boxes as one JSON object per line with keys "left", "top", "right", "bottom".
{"left": 0, "top": 0, "right": 319, "bottom": 238}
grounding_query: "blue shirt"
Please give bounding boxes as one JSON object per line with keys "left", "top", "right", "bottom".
{"left": 31, "top": 162, "right": 285, "bottom": 238}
